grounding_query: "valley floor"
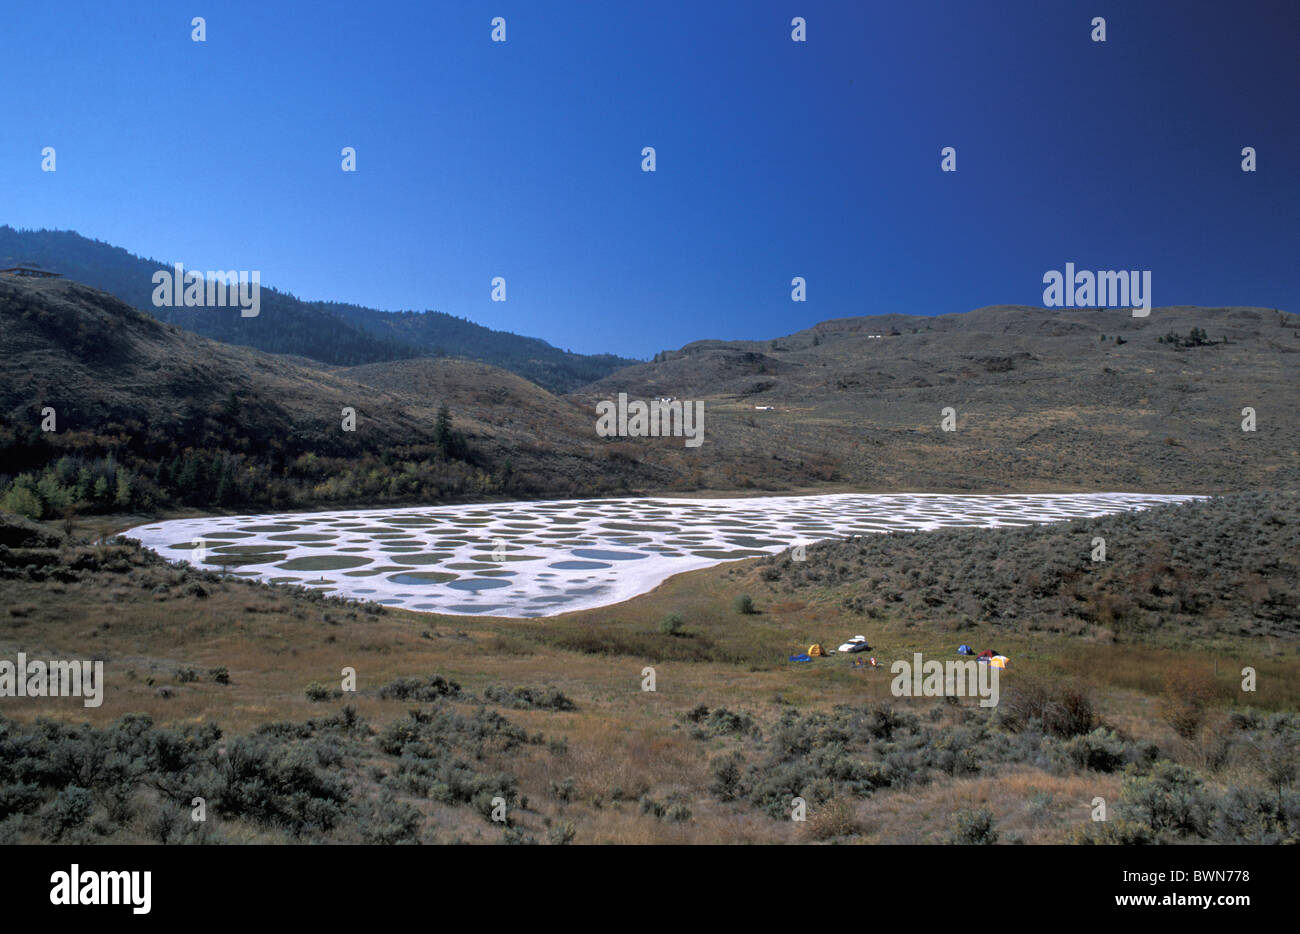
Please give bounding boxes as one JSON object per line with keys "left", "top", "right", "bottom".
{"left": 0, "top": 491, "right": 1296, "bottom": 844}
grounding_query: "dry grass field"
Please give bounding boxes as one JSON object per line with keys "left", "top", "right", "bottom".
{"left": 1, "top": 494, "right": 1295, "bottom": 845}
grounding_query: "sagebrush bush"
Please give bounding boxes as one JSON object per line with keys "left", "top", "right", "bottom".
{"left": 1055, "top": 728, "right": 1129, "bottom": 773}
{"left": 217, "top": 736, "right": 350, "bottom": 836}
{"left": 659, "top": 613, "right": 685, "bottom": 635}
{"left": 950, "top": 806, "right": 998, "bottom": 845}
{"left": 483, "top": 685, "right": 575, "bottom": 711}
{"left": 361, "top": 791, "right": 422, "bottom": 845}
{"left": 709, "top": 752, "right": 746, "bottom": 802}
{"left": 39, "top": 785, "right": 93, "bottom": 841}
{"left": 1067, "top": 818, "right": 1157, "bottom": 845}
{"left": 1121, "top": 761, "right": 1212, "bottom": 839}
{"left": 805, "top": 797, "right": 860, "bottom": 841}
{"left": 377, "top": 675, "right": 461, "bottom": 702}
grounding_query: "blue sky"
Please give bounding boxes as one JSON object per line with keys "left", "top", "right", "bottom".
{"left": 3, "top": 0, "right": 1297, "bottom": 358}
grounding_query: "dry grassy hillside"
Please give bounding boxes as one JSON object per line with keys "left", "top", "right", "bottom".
{"left": 0, "top": 276, "right": 422, "bottom": 451}
{"left": 0, "top": 276, "right": 680, "bottom": 512}
{"left": 576, "top": 304, "right": 1300, "bottom": 492}
{"left": 336, "top": 357, "right": 691, "bottom": 494}
{"left": 753, "top": 492, "right": 1300, "bottom": 644}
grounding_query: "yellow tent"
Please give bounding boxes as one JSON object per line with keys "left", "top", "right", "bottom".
{"left": 808, "top": 644, "right": 825, "bottom": 657}
{"left": 989, "top": 655, "right": 1009, "bottom": 669}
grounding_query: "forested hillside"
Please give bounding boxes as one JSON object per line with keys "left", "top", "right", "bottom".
{"left": 0, "top": 226, "right": 637, "bottom": 391}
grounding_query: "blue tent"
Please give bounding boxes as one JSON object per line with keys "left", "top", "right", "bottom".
{"left": 957, "top": 644, "right": 974, "bottom": 655}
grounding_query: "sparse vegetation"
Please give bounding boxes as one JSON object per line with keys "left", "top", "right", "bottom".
{"left": 756, "top": 493, "right": 1300, "bottom": 641}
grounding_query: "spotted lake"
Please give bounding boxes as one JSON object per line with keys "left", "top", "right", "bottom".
{"left": 125, "top": 493, "right": 1198, "bottom": 618}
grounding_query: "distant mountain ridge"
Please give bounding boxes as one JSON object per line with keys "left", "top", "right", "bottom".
{"left": 0, "top": 226, "right": 637, "bottom": 392}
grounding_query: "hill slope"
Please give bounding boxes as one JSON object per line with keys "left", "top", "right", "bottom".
{"left": 0, "top": 277, "right": 665, "bottom": 515}
{"left": 0, "top": 226, "right": 637, "bottom": 392}
{"left": 576, "top": 304, "right": 1300, "bottom": 491}
{"left": 751, "top": 491, "right": 1300, "bottom": 642}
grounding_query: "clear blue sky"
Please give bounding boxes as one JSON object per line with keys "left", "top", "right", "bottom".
{"left": 3, "top": 0, "right": 1297, "bottom": 358}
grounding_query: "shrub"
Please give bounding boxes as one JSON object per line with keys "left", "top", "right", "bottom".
{"left": 547, "top": 822, "right": 577, "bottom": 845}
{"left": 550, "top": 777, "right": 577, "bottom": 803}
{"left": 733, "top": 594, "right": 757, "bottom": 615}
{"left": 1068, "top": 818, "right": 1157, "bottom": 845}
{"left": 659, "top": 613, "right": 685, "bottom": 636}
{"left": 1000, "top": 677, "right": 1095, "bottom": 738}
{"left": 685, "top": 706, "right": 755, "bottom": 737}
{"left": 1211, "top": 786, "right": 1300, "bottom": 845}
{"left": 304, "top": 682, "right": 331, "bottom": 702}
{"left": 39, "top": 785, "right": 93, "bottom": 841}
{"left": 216, "top": 736, "right": 350, "bottom": 836}
{"left": 1, "top": 482, "right": 44, "bottom": 519}
{"left": 1121, "top": 761, "right": 1211, "bottom": 839}
{"left": 1158, "top": 669, "right": 1216, "bottom": 741}
{"left": 377, "top": 675, "right": 461, "bottom": 702}
{"left": 209, "top": 667, "right": 231, "bottom": 685}
{"left": 950, "top": 805, "right": 998, "bottom": 845}
{"left": 638, "top": 796, "right": 666, "bottom": 818}
{"left": 1057, "top": 728, "right": 1128, "bottom": 773}
{"left": 482, "top": 685, "right": 575, "bottom": 711}
{"left": 361, "top": 792, "right": 422, "bottom": 844}
{"left": 805, "top": 797, "right": 860, "bottom": 840}
{"left": 709, "top": 752, "right": 746, "bottom": 802}
{"left": 0, "top": 782, "right": 43, "bottom": 820}
{"left": 665, "top": 803, "right": 692, "bottom": 823}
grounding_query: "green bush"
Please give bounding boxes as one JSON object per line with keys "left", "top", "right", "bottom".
{"left": 216, "top": 736, "right": 350, "bottom": 836}
{"left": 659, "top": 613, "right": 685, "bottom": 635}
{"left": 1057, "top": 728, "right": 1128, "bottom": 773}
{"left": 1211, "top": 786, "right": 1300, "bottom": 845}
{"left": 950, "top": 806, "right": 998, "bottom": 844}
{"left": 39, "top": 785, "right": 93, "bottom": 841}
{"left": 0, "top": 480, "right": 43, "bottom": 519}
{"left": 1121, "top": 761, "right": 1211, "bottom": 839}
{"left": 1068, "top": 818, "right": 1157, "bottom": 845}
{"left": 483, "top": 685, "right": 575, "bottom": 711}
{"left": 377, "top": 675, "right": 461, "bottom": 702}
{"left": 547, "top": 822, "right": 577, "bottom": 845}
{"left": 733, "top": 594, "right": 757, "bottom": 615}
{"left": 683, "top": 706, "right": 755, "bottom": 737}
{"left": 708, "top": 752, "right": 746, "bottom": 802}
{"left": 361, "top": 791, "right": 422, "bottom": 844}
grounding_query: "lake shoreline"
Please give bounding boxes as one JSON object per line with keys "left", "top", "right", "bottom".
{"left": 124, "top": 492, "right": 1206, "bottom": 619}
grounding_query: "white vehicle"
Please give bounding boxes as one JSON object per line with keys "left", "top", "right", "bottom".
{"left": 837, "top": 635, "right": 871, "bottom": 653}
